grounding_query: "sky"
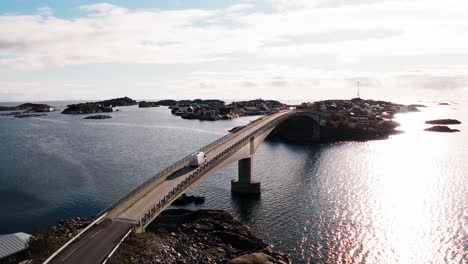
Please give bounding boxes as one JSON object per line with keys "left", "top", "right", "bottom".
{"left": 0, "top": 0, "right": 467, "bottom": 102}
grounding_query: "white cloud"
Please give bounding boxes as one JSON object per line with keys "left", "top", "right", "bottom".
{"left": 0, "top": 0, "right": 466, "bottom": 71}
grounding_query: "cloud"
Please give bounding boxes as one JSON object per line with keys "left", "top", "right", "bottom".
{"left": 0, "top": 0, "right": 466, "bottom": 71}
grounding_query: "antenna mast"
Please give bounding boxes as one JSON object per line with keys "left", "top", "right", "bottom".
{"left": 357, "top": 81, "right": 360, "bottom": 98}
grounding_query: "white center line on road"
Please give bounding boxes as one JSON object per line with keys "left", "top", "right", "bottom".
{"left": 89, "top": 228, "right": 104, "bottom": 239}
{"left": 61, "top": 247, "right": 79, "bottom": 261}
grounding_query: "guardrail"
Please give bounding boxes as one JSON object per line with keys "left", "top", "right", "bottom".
{"left": 43, "top": 212, "right": 109, "bottom": 264}
{"left": 97, "top": 115, "right": 267, "bottom": 217}
{"left": 136, "top": 112, "right": 292, "bottom": 228}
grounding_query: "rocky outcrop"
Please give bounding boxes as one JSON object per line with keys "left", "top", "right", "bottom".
{"left": 108, "top": 209, "right": 290, "bottom": 264}
{"left": 0, "top": 103, "right": 56, "bottom": 112}
{"left": 62, "top": 97, "right": 137, "bottom": 114}
{"left": 62, "top": 103, "right": 103, "bottom": 114}
{"left": 84, "top": 115, "right": 112, "bottom": 119}
{"left": 139, "top": 101, "right": 160, "bottom": 108}
{"left": 98, "top": 96, "right": 137, "bottom": 107}
{"left": 425, "top": 119, "right": 461, "bottom": 125}
{"left": 424, "top": 126, "right": 460, "bottom": 133}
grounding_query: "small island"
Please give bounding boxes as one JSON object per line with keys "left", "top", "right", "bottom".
{"left": 424, "top": 126, "right": 460, "bottom": 133}
{"left": 0, "top": 103, "right": 57, "bottom": 112}
{"left": 138, "top": 101, "right": 160, "bottom": 108}
{"left": 83, "top": 115, "right": 112, "bottom": 120}
{"left": 62, "top": 96, "right": 137, "bottom": 114}
{"left": 425, "top": 119, "right": 461, "bottom": 125}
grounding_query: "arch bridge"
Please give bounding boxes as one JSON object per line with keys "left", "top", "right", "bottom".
{"left": 48, "top": 109, "right": 329, "bottom": 264}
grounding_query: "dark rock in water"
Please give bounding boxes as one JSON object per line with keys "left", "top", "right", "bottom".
{"left": 84, "top": 115, "right": 112, "bottom": 119}
{"left": 172, "top": 194, "right": 205, "bottom": 206}
{"left": 138, "top": 101, "right": 160, "bottom": 108}
{"left": 108, "top": 209, "right": 290, "bottom": 264}
{"left": 424, "top": 126, "right": 460, "bottom": 133}
{"left": 425, "top": 119, "right": 461, "bottom": 125}
{"left": 438, "top": 102, "right": 450, "bottom": 105}
{"left": 14, "top": 113, "right": 47, "bottom": 118}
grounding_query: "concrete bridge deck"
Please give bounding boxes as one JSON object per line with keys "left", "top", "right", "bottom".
{"left": 50, "top": 109, "right": 329, "bottom": 264}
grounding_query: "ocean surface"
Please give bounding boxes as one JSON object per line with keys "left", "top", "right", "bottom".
{"left": 0, "top": 100, "right": 466, "bottom": 263}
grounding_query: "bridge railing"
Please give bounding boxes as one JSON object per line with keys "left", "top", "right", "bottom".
{"left": 137, "top": 112, "right": 292, "bottom": 227}
{"left": 98, "top": 115, "right": 267, "bottom": 216}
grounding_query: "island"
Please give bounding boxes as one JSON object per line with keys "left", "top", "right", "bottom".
{"left": 62, "top": 96, "right": 137, "bottom": 114}
{"left": 155, "top": 98, "right": 285, "bottom": 121}
{"left": 138, "top": 101, "right": 160, "bottom": 108}
{"left": 0, "top": 103, "right": 57, "bottom": 118}
{"left": 83, "top": 115, "right": 112, "bottom": 119}
{"left": 424, "top": 126, "right": 460, "bottom": 133}
{"left": 268, "top": 98, "right": 424, "bottom": 142}
{"left": 0, "top": 103, "right": 56, "bottom": 113}
{"left": 425, "top": 119, "right": 461, "bottom": 125}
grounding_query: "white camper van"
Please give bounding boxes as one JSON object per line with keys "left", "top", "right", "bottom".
{"left": 190, "top": 152, "right": 206, "bottom": 167}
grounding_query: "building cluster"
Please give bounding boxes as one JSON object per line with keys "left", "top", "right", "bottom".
{"left": 170, "top": 99, "right": 285, "bottom": 121}
{"left": 299, "top": 98, "right": 414, "bottom": 123}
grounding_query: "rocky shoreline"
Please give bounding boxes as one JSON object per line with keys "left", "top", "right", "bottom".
{"left": 108, "top": 209, "right": 290, "bottom": 264}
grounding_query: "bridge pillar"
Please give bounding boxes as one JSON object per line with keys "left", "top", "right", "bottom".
{"left": 231, "top": 157, "right": 260, "bottom": 194}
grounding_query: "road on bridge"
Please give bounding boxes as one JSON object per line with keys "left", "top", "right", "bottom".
{"left": 53, "top": 110, "right": 292, "bottom": 264}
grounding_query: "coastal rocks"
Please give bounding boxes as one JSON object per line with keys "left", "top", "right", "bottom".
{"left": 425, "top": 119, "right": 461, "bottom": 125}
{"left": 62, "top": 97, "right": 137, "bottom": 114}
{"left": 171, "top": 194, "right": 205, "bottom": 206}
{"left": 139, "top": 101, "right": 160, "bottom": 108}
{"left": 424, "top": 126, "right": 460, "bottom": 133}
{"left": 84, "top": 115, "right": 112, "bottom": 119}
{"left": 108, "top": 209, "right": 290, "bottom": 264}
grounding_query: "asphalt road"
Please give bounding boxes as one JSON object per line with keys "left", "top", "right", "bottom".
{"left": 56, "top": 220, "right": 132, "bottom": 264}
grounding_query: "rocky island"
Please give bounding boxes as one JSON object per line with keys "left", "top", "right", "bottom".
{"left": 138, "top": 101, "right": 160, "bottom": 108}
{"left": 0, "top": 103, "right": 57, "bottom": 118}
{"left": 155, "top": 99, "right": 285, "bottom": 121}
{"left": 84, "top": 115, "right": 112, "bottom": 119}
{"left": 424, "top": 126, "right": 460, "bottom": 133}
{"left": 62, "top": 97, "right": 137, "bottom": 114}
{"left": 268, "top": 98, "right": 419, "bottom": 143}
{"left": 0, "top": 103, "right": 57, "bottom": 112}
{"left": 108, "top": 209, "right": 289, "bottom": 264}
{"left": 425, "top": 119, "right": 461, "bottom": 125}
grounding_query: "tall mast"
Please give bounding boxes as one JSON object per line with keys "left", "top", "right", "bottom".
{"left": 357, "top": 81, "right": 360, "bottom": 98}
